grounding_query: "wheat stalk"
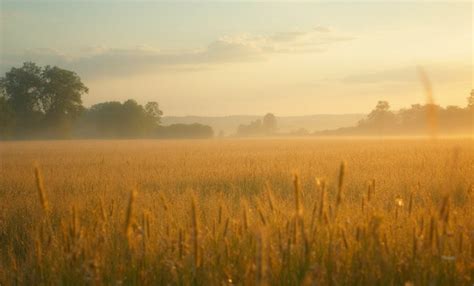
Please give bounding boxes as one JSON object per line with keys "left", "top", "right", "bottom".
{"left": 34, "top": 165, "right": 49, "bottom": 213}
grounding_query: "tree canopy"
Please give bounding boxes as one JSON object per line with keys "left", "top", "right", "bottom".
{"left": 0, "top": 62, "right": 88, "bottom": 137}
{"left": 0, "top": 62, "right": 213, "bottom": 139}
{"left": 81, "top": 99, "right": 162, "bottom": 138}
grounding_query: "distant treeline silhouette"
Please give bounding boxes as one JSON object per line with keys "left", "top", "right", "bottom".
{"left": 0, "top": 62, "right": 213, "bottom": 139}
{"left": 236, "top": 113, "right": 278, "bottom": 136}
{"left": 318, "top": 95, "right": 474, "bottom": 136}
{"left": 235, "top": 113, "right": 311, "bottom": 137}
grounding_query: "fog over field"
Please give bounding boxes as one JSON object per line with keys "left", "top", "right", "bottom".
{"left": 161, "top": 114, "right": 365, "bottom": 135}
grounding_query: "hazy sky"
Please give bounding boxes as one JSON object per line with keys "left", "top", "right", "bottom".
{"left": 1, "top": 1, "right": 472, "bottom": 116}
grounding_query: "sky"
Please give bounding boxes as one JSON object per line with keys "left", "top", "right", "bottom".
{"left": 1, "top": 1, "right": 472, "bottom": 116}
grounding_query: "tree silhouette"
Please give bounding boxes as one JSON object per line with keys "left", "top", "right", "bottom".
{"left": 468, "top": 89, "right": 474, "bottom": 110}
{"left": 237, "top": 113, "right": 278, "bottom": 136}
{"left": 262, "top": 113, "right": 277, "bottom": 134}
{"left": 358, "top": 101, "right": 396, "bottom": 133}
{"left": 0, "top": 62, "right": 88, "bottom": 137}
{"left": 145, "top": 101, "right": 163, "bottom": 124}
{"left": 83, "top": 100, "right": 165, "bottom": 138}
{"left": 41, "top": 65, "right": 88, "bottom": 136}
{"left": 0, "top": 62, "right": 43, "bottom": 136}
{"left": 368, "top": 101, "right": 390, "bottom": 120}
{"left": 0, "top": 96, "right": 15, "bottom": 138}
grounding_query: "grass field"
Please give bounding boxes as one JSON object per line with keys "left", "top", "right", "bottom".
{"left": 0, "top": 138, "right": 473, "bottom": 285}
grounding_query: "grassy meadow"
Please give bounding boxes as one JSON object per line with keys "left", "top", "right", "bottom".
{"left": 0, "top": 138, "right": 473, "bottom": 285}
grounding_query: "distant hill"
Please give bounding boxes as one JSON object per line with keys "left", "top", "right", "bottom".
{"left": 161, "top": 114, "right": 365, "bottom": 135}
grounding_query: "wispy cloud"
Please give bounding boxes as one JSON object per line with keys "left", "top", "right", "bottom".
{"left": 1, "top": 27, "right": 354, "bottom": 78}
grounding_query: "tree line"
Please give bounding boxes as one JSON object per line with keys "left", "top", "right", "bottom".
{"left": 236, "top": 113, "right": 278, "bottom": 136}
{"left": 319, "top": 93, "right": 474, "bottom": 136}
{"left": 233, "top": 92, "right": 473, "bottom": 137}
{"left": 0, "top": 62, "right": 213, "bottom": 139}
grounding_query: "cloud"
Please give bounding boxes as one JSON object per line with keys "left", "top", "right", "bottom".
{"left": 0, "top": 42, "right": 263, "bottom": 78}
{"left": 72, "top": 39, "right": 266, "bottom": 77}
{"left": 1, "top": 27, "right": 354, "bottom": 78}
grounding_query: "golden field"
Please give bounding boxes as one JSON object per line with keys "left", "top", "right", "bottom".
{"left": 0, "top": 138, "right": 473, "bottom": 285}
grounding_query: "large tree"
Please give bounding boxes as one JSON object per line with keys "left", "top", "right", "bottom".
{"left": 0, "top": 62, "right": 88, "bottom": 138}
{"left": 358, "top": 101, "right": 397, "bottom": 133}
{"left": 145, "top": 101, "right": 163, "bottom": 124}
{"left": 0, "top": 62, "right": 43, "bottom": 135}
{"left": 41, "top": 65, "right": 88, "bottom": 136}
{"left": 0, "top": 96, "right": 15, "bottom": 138}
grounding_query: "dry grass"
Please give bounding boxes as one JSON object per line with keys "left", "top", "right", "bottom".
{"left": 0, "top": 138, "right": 473, "bottom": 285}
